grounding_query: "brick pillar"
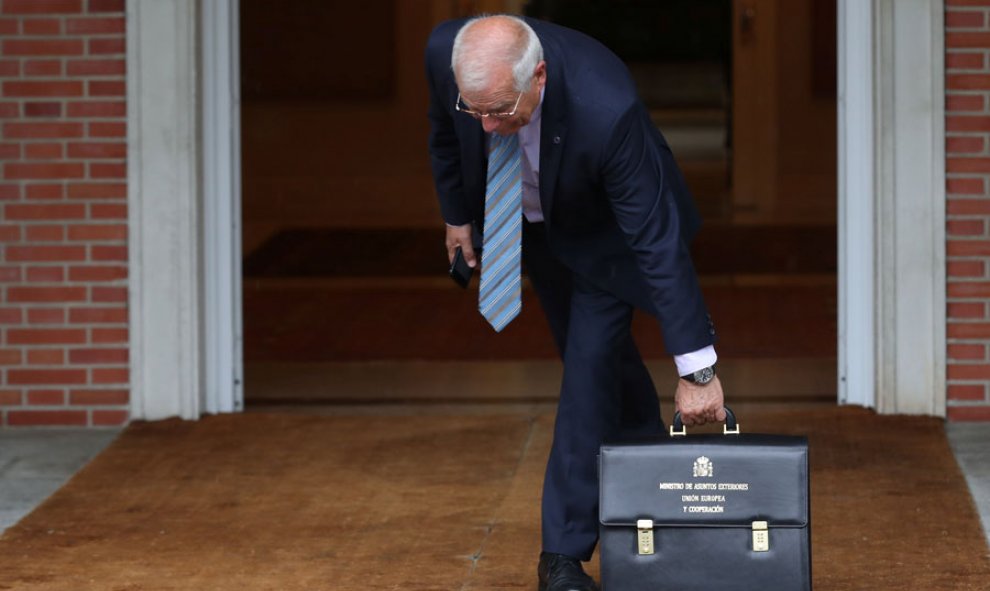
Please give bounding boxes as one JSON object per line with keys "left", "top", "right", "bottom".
{"left": 946, "top": 0, "right": 990, "bottom": 420}
{"left": 0, "top": 0, "right": 128, "bottom": 427}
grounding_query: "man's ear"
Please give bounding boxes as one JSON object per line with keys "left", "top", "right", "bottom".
{"left": 534, "top": 60, "right": 547, "bottom": 85}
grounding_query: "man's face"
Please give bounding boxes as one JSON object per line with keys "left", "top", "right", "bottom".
{"left": 458, "top": 61, "right": 546, "bottom": 136}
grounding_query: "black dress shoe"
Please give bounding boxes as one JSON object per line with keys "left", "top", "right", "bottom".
{"left": 538, "top": 552, "right": 599, "bottom": 591}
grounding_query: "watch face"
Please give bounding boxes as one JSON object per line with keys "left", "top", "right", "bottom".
{"left": 695, "top": 366, "right": 715, "bottom": 384}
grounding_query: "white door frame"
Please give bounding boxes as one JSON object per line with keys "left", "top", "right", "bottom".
{"left": 837, "top": 0, "right": 945, "bottom": 415}
{"left": 127, "top": 0, "right": 202, "bottom": 420}
{"left": 202, "top": 0, "right": 244, "bottom": 414}
{"left": 127, "top": 0, "right": 243, "bottom": 420}
{"left": 838, "top": 0, "right": 877, "bottom": 409}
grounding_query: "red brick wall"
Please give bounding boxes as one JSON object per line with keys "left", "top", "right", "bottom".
{"left": 947, "top": 0, "right": 990, "bottom": 421}
{"left": 0, "top": 0, "right": 128, "bottom": 427}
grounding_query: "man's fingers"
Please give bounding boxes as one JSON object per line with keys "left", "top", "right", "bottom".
{"left": 674, "top": 375, "right": 726, "bottom": 428}
{"left": 447, "top": 242, "right": 476, "bottom": 267}
{"left": 445, "top": 224, "right": 476, "bottom": 266}
{"left": 683, "top": 411, "right": 731, "bottom": 427}
{"left": 683, "top": 405, "right": 722, "bottom": 427}
{"left": 462, "top": 245, "right": 477, "bottom": 268}
{"left": 681, "top": 408, "right": 702, "bottom": 427}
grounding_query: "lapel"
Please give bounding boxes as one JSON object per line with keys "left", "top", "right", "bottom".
{"left": 538, "top": 55, "right": 567, "bottom": 225}
{"left": 464, "top": 114, "right": 485, "bottom": 196}
{"left": 450, "top": 75, "right": 486, "bottom": 205}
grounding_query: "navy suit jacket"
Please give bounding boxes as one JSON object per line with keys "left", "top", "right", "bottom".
{"left": 425, "top": 17, "right": 714, "bottom": 355}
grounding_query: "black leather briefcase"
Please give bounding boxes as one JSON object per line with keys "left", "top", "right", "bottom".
{"left": 599, "top": 408, "right": 811, "bottom": 590}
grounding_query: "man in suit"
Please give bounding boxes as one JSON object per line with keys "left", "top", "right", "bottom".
{"left": 425, "top": 15, "right": 726, "bottom": 591}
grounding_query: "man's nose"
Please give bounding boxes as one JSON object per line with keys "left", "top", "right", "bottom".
{"left": 481, "top": 117, "right": 500, "bottom": 133}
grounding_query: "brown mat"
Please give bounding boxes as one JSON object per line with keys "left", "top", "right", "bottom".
{"left": 1, "top": 407, "right": 986, "bottom": 590}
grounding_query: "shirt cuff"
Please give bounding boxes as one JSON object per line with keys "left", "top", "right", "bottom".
{"left": 674, "top": 345, "right": 718, "bottom": 377}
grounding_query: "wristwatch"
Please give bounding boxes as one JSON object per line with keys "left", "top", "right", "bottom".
{"left": 681, "top": 364, "right": 716, "bottom": 385}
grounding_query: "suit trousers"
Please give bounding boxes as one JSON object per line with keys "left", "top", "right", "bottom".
{"left": 521, "top": 221, "right": 664, "bottom": 561}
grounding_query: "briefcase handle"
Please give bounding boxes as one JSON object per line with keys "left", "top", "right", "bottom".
{"left": 670, "top": 406, "right": 739, "bottom": 437}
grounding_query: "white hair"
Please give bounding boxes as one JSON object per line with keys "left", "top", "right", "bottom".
{"left": 451, "top": 15, "right": 543, "bottom": 94}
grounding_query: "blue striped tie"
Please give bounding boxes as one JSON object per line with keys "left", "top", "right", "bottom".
{"left": 479, "top": 133, "right": 522, "bottom": 332}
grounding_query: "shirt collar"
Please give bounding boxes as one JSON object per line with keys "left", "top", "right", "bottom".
{"left": 524, "top": 87, "right": 546, "bottom": 132}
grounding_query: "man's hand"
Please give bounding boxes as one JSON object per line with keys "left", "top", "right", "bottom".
{"left": 446, "top": 223, "right": 477, "bottom": 268}
{"left": 674, "top": 375, "right": 726, "bottom": 427}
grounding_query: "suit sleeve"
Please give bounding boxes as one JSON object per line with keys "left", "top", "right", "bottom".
{"left": 600, "top": 103, "right": 715, "bottom": 354}
{"left": 425, "top": 29, "right": 473, "bottom": 226}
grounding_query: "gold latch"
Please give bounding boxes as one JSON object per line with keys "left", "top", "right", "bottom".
{"left": 637, "top": 519, "right": 654, "bottom": 555}
{"left": 752, "top": 521, "right": 769, "bottom": 552}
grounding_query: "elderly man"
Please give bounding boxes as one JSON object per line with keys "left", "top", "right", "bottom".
{"left": 425, "top": 15, "right": 726, "bottom": 591}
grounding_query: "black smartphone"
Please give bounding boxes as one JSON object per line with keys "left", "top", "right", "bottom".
{"left": 449, "top": 246, "right": 473, "bottom": 288}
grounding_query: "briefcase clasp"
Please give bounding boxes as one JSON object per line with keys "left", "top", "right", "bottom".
{"left": 637, "top": 519, "right": 654, "bottom": 555}
{"left": 752, "top": 521, "right": 770, "bottom": 552}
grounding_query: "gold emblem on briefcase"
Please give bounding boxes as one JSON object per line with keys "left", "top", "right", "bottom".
{"left": 693, "top": 456, "right": 713, "bottom": 478}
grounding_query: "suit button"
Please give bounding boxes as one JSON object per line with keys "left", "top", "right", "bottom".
{"left": 709, "top": 328, "right": 716, "bottom": 335}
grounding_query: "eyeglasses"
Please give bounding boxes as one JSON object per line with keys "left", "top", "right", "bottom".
{"left": 455, "top": 92, "right": 523, "bottom": 120}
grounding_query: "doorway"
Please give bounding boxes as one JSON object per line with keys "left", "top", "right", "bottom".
{"left": 237, "top": 0, "right": 837, "bottom": 411}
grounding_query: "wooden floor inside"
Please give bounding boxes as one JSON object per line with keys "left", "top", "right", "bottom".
{"left": 241, "top": 223, "right": 837, "bottom": 410}
{"left": 245, "top": 358, "right": 836, "bottom": 417}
